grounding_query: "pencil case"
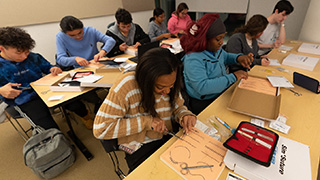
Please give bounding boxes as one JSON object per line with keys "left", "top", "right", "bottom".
{"left": 293, "top": 72, "right": 320, "bottom": 94}
{"left": 223, "top": 121, "right": 279, "bottom": 167}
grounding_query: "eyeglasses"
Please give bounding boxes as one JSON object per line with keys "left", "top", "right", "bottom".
{"left": 67, "top": 29, "right": 84, "bottom": 39}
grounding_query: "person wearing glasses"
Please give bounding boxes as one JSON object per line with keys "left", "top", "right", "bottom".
{"left": 56, "top": 15, "right": 116, "bottom": 69}
{"left": 105, "top": 8, "right": 150, "bottom": 57}
{"left": 167, "top": 2, "right": 192, "bottom": 35}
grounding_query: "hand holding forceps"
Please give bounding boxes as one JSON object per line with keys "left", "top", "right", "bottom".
{"left": 180, "top": 162, "right": 214, "bottom": 175}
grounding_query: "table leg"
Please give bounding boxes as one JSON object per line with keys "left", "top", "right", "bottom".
{"left": 61, "top": 105, "right": 94, "bottom": 161}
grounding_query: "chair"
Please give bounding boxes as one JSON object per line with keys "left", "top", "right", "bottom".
{"left": 55, "top": 53, "right": 74, "bottom": 71}
{"left": 100, "top": 139, "right": 127, "bottom": 179}
{"left": 5, "top": 105, "right": 32, "bottom": 141}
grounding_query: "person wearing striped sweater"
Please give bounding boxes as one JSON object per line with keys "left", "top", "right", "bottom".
{"left": 94, "top": 48, "right": 196, "bottom": 172}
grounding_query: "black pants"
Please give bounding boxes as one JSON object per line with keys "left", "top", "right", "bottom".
{"left": 18, "top": 96, "right": 59, "bottom": 130}
{"left": 189, "top": 96, "right": 216, "bottom": 115}
{"left": 125, "top": 135, "right": 171, "bottom": 173}
{"left": 64, "top": 91, "right": 102, "bottom": 117}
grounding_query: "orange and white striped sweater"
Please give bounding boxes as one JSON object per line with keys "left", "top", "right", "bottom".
{"left": 93, "top": 71, "right": 194, "bottom": 144}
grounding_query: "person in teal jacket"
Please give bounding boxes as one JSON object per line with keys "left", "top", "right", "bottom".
{"left": 180, "top": 14, "right": 253, "bottom": 115}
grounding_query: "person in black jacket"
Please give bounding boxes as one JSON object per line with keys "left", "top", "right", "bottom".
{"left": 106, "top": 8, "right": 150, "bottom": 57}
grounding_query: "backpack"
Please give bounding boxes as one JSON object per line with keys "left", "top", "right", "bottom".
{"left": 14, "top": 106, "right": 76, "bottom": 179}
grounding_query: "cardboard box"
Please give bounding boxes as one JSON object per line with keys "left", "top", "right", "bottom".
{"left": 50, "top": 73, "right": 85, "bottom": 92}
{"left": 223, "top": 136, "right": 312, "bottom": 180}
{"left": 227, "top": 78, "right": 281, "bottom": 121}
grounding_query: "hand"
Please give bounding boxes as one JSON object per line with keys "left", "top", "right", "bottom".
{"left": 151, "top": 117, "right": 167, "bottom": 133}
{"left": 0, "top": 83, "right": 22, "bottom": 99}
{"left": 260, "top": 55, "right": 268, "bottom": 59}
{"left": 133, "top": 42, "right": 141, "bottom": 49}
{"left": 261, "top": 58, "right": 270, "bottom": 66}
{"left": 75, "top": 56, "right": 90, "bottom": 66}
{"left": 178, "top": 30, "right": 185, "bottom": 34}
{"left": 161, "top": 33, "right": 172, "bottom": 39}
{"left": 180, "top": 115, "right": 197, "bottom": 134}
{"left": 50, "top": 67, "right": 62, "bottom": 75}
{"left": 93, "top": 50, "right": 107, "bottom": 62}
{"left": 237, "top": 54, "right": 253, "bottom": 69}
{"left": 273, "top": 40, "right": 281, "bottom": 48}
{"left": 119, "top": 43, "right": 128, "bottom": 51}
{"left": 233, "top": 70, "right": 248, "bottom": 80}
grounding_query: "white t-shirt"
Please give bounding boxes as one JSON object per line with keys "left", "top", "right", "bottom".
{"left": 257, "top": 23, "right": 280, "bottom": 55}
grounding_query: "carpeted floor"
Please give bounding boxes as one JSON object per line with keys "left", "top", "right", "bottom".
{"left": 0, "top": 108, "right": 128, "bottom": 180}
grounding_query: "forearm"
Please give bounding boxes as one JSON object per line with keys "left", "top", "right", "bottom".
{"left": 278, "top": 24, "right": 286, "bottom": 44}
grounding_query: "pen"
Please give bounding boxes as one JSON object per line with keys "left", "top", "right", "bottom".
{"left": 238, "top": 130, "right": 271, "bottom": 149}
{"left": 215, "top": 116, "right": 236, "bottom": 134}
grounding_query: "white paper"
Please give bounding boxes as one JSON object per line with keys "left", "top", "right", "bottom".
{"left": 114, "top": 57, "right": 128, "bottom": 63}
{"left": 268, "top": 58, "right": 281, "bottom": 66}
{"left": 282, "top": 53, "right": 319, "bottom": 71}
{"left": 74, "top": 74, "right": 103, "bottom": 83}
{"left": 48, "top": 95, "right": 64, "bottom": 101}
{"left": 279, "top": 45, "right": 293, "bottom": 51}
{"left": 267, "top": 76, "right": 294, "bottom": 88}
{"left": 298, "top": 42, "right": 320, "bottom": 55}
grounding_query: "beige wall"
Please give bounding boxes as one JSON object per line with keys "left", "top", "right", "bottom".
{"left": 246, "top": 0, "right": 310, "bottom": 40}
{"left": 299, "top": 0, "right": 320, "bottom": 43}
{"left": 20, "top": 10, "right": 152, "bottom": 65}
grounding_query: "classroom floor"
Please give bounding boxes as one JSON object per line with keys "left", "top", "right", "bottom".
{"left": 0, "top": 107, "right": 129, "bottom": 180}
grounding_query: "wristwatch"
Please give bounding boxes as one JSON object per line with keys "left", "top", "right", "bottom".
{"left": 282, "top": 23, "right": 285, "bottom": 27}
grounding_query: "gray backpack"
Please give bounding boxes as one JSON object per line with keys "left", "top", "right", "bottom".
{"left": 14, "top": 106, "right": 76, "bottom": 179}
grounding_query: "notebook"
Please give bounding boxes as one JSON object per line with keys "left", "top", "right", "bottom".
{"left": 129, "top": 41, "right": 160, "bottom": 63}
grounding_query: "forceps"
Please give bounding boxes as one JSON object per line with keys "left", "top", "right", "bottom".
{"left": 286, "top": 88, "right": 302, "bottom": 96}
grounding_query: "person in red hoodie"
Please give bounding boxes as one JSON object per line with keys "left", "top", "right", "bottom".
{"left": 167, "top": 2, "right": 192, "bottom": 35}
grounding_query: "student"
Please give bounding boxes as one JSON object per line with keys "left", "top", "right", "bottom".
{"left": 94, "top": 48, "right": 196, "bottom": 173}
{"left": 0, "top": 27, "right": 60, "bottom": 129}
{"left": 148, "top": 8, "right": 172, "bottom": 42}
{"left": 167, "top": 2, "right": 192, "bottom": 35}
{"left": 56, "top": 15, "right": 116, "bottom": 68}
{"left": 257, "top": 0, "right": 294, "bottom": 55}
{"left": 180, "top": 14, "right": 253, "bottom": 115}
{"left": 106, "top": 8, "right": 150, "bottom": 57}
{"left": 226, "top": 14, "right": 269, "bottom": 73}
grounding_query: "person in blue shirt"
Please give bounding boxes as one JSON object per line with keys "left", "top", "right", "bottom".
{"left": 180, "top": 14, "right": 253, "bottom": 115}
{"left": 148, "top": 8, "right": 172, "bottom": 42}
{"left": 56, "top": 16, "right": 116, "bottom": 69}
{"left": 0, "top": 27, "right": 61, "bottom": 129}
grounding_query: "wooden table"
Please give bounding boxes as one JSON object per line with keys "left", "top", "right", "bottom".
{"left": 124, "top": 41, "right": 320, "bottom": 180}
{"left": 31, "top": 54, "right": 132, "bottom": 160}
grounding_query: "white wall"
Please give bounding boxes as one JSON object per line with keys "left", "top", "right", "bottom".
{"left": 299, "top": 0, "right": 320, "bottom": 43}
{"left": 246, "top": 0, "right": 310, "bottom": 41}
{"left": 19, "top": 10, "right": 152, "bottom": 64}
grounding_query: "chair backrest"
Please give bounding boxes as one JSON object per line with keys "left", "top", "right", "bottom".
{"left": 55, "top": 52, "right": 75, "bottom": 71}
{"left": 100, "top": 139, "right": 126, "bottom": 179}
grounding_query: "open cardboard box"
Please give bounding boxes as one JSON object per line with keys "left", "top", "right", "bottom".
{"left": 227, "top": 77, "right": 281, "bottom": 121}
{"left": 50, "top": 73, "right": 85, "bottom": 92}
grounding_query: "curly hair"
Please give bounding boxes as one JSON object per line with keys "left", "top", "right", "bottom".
{"left": 60, "top": 16, "right": 84, "bottom": 33}
{"left": 135, "top": 48, "right": 182, "bottom": 117}
{"left": 115, "top": 8, "right": 132, "bottom": 24}
{"left": 0, "top": 27, "right": 35, "bottom": 51}
{"left": 180, "top": 13, "right": 220, "bottom": 54}
{"left": 234, "top": 14, "right": 268, "bottom": 36}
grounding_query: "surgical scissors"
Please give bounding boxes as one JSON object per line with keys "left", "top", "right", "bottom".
{"left": 180, "top": 162, "right": 213, "bottom": 175}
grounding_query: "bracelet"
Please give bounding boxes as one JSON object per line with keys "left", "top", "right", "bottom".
{"left": 282, "top": 23, "right": 285, "bottom": 27}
